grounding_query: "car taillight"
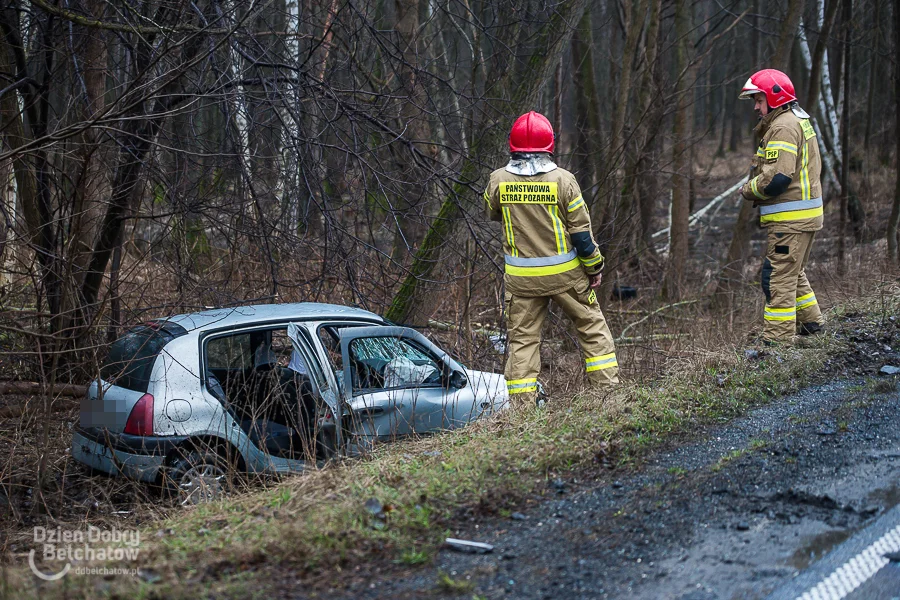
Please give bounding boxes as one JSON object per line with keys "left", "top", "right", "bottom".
{"left": 124, "top": 393, "right": 154, "bottom": 436}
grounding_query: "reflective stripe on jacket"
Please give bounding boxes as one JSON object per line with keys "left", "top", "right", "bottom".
{"left": 485, "top": 166, "right": 603, "bottom": 297}
{"left": 740, "top": 106, "right": 824, "bottom": 232}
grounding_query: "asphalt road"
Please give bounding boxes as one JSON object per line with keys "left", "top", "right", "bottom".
{"left": 327, "top": 376, "right": 900, "bottom": 599}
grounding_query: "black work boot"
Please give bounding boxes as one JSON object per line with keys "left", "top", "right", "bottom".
{"left": 798, "top": 322, "right": 823, "bottom": 336}
{"left": 535, "top": 381, "right": 549, "bottom": 408}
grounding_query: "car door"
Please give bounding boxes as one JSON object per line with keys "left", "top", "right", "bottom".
{"left": 337, "top": 326, "right": 472, "bottom": 445}
{"left": 285, "top": 323, "right": 344, "bottom": 452}
{"left": 286, "top": 323, "right": 336, "bottom": 415}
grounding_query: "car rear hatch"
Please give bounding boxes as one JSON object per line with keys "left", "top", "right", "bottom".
{"left": 81, "top": 321, "right": 188, "bottom": 433}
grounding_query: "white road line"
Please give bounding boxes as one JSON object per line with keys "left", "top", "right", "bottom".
{"left": 797, "top": 523, "right": 900, "bottom": 600}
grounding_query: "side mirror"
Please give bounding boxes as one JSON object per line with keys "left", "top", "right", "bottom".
{"left": 448, "top": 370, "right": 468, "bottom": 389}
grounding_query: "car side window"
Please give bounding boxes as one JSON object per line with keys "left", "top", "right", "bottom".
{"left": 206, "top": 334, "right": 252, "bottom": 370}
{"left": 268, "top": 329, "right": 294, "bottom": 368}
{"left": 348, "top": 337, "right": 441, "bottom": 393}
{"left": 318, "top": 326, "right": 344, "bottom": 374}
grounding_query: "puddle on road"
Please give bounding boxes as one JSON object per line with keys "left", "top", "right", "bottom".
{"left": 867, "top": 483, "right": 900, "bottom": 510}
{"left": 788, "top": 529, "right": 853, "bottom": 570}
{"left": 788, "top": 484, "right": 900, "bottom": 570}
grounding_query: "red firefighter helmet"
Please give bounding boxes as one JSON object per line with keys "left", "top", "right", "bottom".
{"left": 509, "top": 111, "right": 555, "bottom": 153}
{"left": 739, "top": 69, "right": 797, "bottom": 109}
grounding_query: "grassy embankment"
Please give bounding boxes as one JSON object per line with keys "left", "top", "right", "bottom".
{"left": 5, "top": 294, "right": 898, "bottom": 599}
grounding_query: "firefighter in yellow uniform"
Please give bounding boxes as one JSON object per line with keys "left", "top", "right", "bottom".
{"left": 739, "top": 69, "right": 825, "bottom": 344}
{"left": 484, "top": 111, "right": 618, "bottom": 403}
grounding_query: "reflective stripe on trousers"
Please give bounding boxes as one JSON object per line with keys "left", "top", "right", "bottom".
{"left": 796, "top": 292, "right": 817, "bottom": 309}
{"left": 764, "top": 306, "right": 796, "bottom": 321}
{"left": 585, "top": 353, "right": 617, "bottom": 372}
{"left": 507, "top": 377, "right": 538, "bottom": 394}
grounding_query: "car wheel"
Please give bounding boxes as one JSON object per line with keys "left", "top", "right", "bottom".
{"left": 164, "top": 450, "right": 232, "bottom": 505}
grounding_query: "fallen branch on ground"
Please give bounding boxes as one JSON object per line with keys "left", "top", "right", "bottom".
{"left": 652, "top": 177, "right": 748, "bottom": 241}
{"left": 428, "top": 319, "right": 502, "bottom": 339}
{"left": 0, "top": 381, "right": 87, "bottom": 397}
{"left": 615, "top": 333, "right": 693, "bottom": 345}
{"left": 618, "top": 300, "right": 700, "bottom": 338}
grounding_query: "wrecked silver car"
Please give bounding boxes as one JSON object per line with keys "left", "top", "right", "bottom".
{"left": 72, "top": 303, "right": 508, "bottom": 502}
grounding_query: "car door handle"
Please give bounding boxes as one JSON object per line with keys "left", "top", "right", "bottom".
{"left": 354, "top": 407, "right": 385, "bottom": 416}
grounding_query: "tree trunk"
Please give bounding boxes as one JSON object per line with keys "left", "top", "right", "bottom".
{"left": 751, "top": 0, "right": 761, "bottom": 70}
{"left": 0, "top": 28, "right": 40, "bottom": 242}
{"left": 594, "top": 0, "right": 646, "bottom": 222}
{"left": 69, "top": 0, "right": 110, "bottom": 292}
{"left": 634, "top": 0, "right": 663, "bottom": 249}
{"left": 663, "top": 0, "right": 692, "bottom": 300}
{"left": 837, "top": 0, "right": 865, "bottom": 261}
{"left": 775, "top": 0, "right": 805, "bottom": 60}
{"left": 800, "top": 0, "right": 843, "bottom": 197}
{"left": 716, "top": 37, "right": 733, "bottom": 158}
{"left": 728, "top": 15, "right": 742, "bottom": 154}
{"left": 889, "top": 0, "right": 900, "bottom": 261}
{"left": 806, "top": 0, "right": 841, "bottom": 110}
{"left": 81, "top": 109, "right": 172, "bottom": 312}
{"left": 571, "top": 11, "right": 604, "bottom": 200}
{"left": 594, "top": 0, "right": 648, "bottom": 299}
{"left": 553, "top": 60, "right": 563, "bottom": 140}
{"left": 864, "top": 0, "right": 880, "bottom": 151}
{"left": 390, "top": 0, "right": 431, "bottom": 263}
{"left": 838, "top": 0, "right": 850, "bottom": 274}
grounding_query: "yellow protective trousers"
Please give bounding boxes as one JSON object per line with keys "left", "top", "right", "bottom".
{"left": 504, "top": 280, "right": 618, "bottom": 403}
{"left": 760, "top": 230, "right": 824, "bottom": 342}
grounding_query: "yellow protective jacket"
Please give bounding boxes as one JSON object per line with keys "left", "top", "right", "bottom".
{"left": 740, "top": 105, "right": 824, "bottom": 233}
{"left": 484, "top": 166, "right": 604, "bottom": 297}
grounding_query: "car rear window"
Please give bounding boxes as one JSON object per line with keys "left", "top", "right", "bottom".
{"left": 100, "top": 322, "right": 188, "bottom": 392}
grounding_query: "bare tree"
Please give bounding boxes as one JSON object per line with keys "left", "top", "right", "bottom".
{"left": 888, "top": 0, "right": 900, "bottom": 261}
{"left": 664, "top": 0, "right": 694, "bottom": 300}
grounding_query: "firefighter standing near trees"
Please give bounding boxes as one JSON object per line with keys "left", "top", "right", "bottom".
{"left": 484, "top": 111, "right": 619, "bottom": 404}
{"left": 739, "top": 69, "right": 826, "bottom": 344}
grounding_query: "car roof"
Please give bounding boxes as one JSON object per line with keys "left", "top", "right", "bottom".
{"left": 162, "top": 303, "right": 384, "bottom": 334}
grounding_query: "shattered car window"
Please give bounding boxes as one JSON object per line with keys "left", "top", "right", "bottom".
{"left": 349, "top": 337, "right": 441, "bottom": 392}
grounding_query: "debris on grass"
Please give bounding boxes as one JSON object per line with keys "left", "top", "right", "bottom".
{"left": 443, "top": 538, "right": 494, "bottom": 554}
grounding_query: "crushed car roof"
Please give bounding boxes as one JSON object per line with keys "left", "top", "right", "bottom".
{"left": 162, "top": 303, "right": 384, "bottom": 333}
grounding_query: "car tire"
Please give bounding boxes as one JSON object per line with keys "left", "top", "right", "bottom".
{"left": 163, "top": 450, "right": 233, "bottom": 505}
{"left": 316, "top": 422, "right": 338, "bottom": 462}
